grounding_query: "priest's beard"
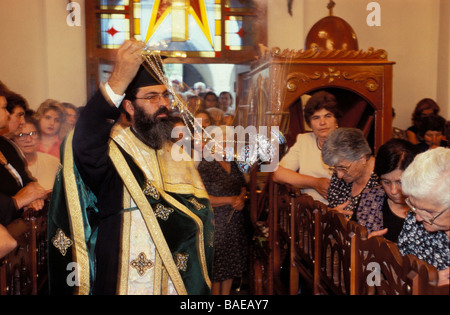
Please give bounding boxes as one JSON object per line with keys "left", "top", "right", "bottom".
{"left": 132, "top": 104, "right": 174, "bottom": 150}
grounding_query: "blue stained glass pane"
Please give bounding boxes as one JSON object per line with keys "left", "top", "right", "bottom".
{"left": 225, "top": 0, "right": 255, "bottom": 12}
{"left": 98, "top": 0, "right": 130, "bottom": 9}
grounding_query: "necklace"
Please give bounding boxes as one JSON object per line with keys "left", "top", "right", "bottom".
{"left": 316, "top": 138, "right": 322, "bottom": 151}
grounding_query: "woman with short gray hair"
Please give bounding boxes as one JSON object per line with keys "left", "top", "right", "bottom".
{"left": 321, "top": 128, "right": 378, "bottom": 216}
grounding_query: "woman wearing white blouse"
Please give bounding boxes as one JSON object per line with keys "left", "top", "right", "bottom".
{"left": 273, "top": 91, "right": 340, "bottom": 204}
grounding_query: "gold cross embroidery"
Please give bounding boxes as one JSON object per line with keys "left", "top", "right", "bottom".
{"left": 188, "top": 197, "right": 206, "bottom": 211}
{"left": 52, "top": 229, "right": 73, "bottom": 256}
{"left": 130, "top": 252, "right": 154, "bottom": 277}
{"left": 154, "top": 203, "right": 174, "bottom": 221}
{"left": 143, "top": 179, "right": 160, "bottom": 200}
{"left": 174, "top": 252, "right": 189, "bottom": 272}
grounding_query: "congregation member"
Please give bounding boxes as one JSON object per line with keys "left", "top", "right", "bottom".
{"left": 356, "top": 138, "right": 418, "bottom": 241}
{"left": 59, "top": 102, "right": 79, "bottom": 139}
{"left": 186, "top": 94, "right": 205, "bottom": 113}
{"left": 415, "top": 114, "right": 448, "bottom": 152}
{"left": 1, "top": 91, "right": 28, "bottom": 140}
{"left": 321, "top": 128, "right": 379, "bottom": 216}
{"left": 34, "top": 99, "right": 65, "bottom": 160}
{"left": 406, "top": 98, "right": 440, "bottom": 144}
{"left": 207, "top": 107, "right": 224, "bottom": 126}
{"left": 13, "top": 114, "right": 60, "bottom": 191}
{"left": 198, "top": 126, "right": 249, "bottom": 295}
{"left": 204, "top": 91, "right": 219, "bottom": 109}
{"left": 48, "top": 40, "right": 214, "bottom": 295}
{"left": 1, "top": 84, "right": 48, "bottom": 226}
{"left": 194, "top": 109, "right": 213, "bottom": 128}
{"left": 218, "top": 91, "right": 234, "bottom": 114}
{"left": 398, "top": 147, "right": 449, "bottom": 286}
{"left": 273, "top": 91, "right": 340, "bottom": 204}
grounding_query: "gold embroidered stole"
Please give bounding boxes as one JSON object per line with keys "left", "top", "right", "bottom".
{"left": 61, "top": 131, "right": 90, "bottom": 295}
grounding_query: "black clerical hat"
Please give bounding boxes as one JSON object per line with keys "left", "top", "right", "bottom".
{"left": 124, "top": 56, "right": 165, "bottom": 100}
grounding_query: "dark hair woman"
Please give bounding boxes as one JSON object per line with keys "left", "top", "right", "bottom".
{"left": 356, "top": 138, "right": 419, "bottom": 241}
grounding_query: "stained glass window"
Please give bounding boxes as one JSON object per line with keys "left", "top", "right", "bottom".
{"left": 138, "top": 0, "right": 221, "bottom": 58}
{"left": 87, "top": 0, "right": 266, "bottom": 96}
{"left": 94, "top": 0, "right": 262, "bottom": 54}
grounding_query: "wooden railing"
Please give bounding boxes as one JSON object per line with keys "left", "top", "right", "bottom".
{"left": 250, "top": 182, "right": 449, "bottom": 295}
{"left": 0, "top": 207, "right": 48, "bottom": 295}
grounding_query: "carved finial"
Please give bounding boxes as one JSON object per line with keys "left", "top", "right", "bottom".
{"left": 327, "top": 0, "right": 336, "bottom": 16}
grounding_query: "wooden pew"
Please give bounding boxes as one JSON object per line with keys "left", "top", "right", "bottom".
{"left": 0, "top": 218, "right": 33, "bottom": 295}
{"left": 350, "top": 234, "right": 415, "bottom": 295}
{"left": 0, "top": 207, "right": 48, "bottom": 295}
{"left": 289, "top": 193, "right": 326, "bottom": 295}
{"left": 316, "top": 210, "right": 362, "bottom": 295}
{"left": 409, "top": 256, "right": 450, "bottom": 295}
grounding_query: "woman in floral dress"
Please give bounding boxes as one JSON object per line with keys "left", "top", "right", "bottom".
{"left": 197, "top": 128, "right": 249, "bottom": 295}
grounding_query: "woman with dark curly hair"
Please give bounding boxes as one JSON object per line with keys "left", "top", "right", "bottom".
{"left": 406, "top": 98, "right": 440, "bottom": 144}
{"left": 416, "top": 114, "right": 448, "bottom": 152}
{"left": 356, "top": 138, "right": 418, "bottom": 242}
{"left": 273, "top": 90, "right": 340, "bottom": 204}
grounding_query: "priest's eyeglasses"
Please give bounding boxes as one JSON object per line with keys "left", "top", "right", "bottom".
{"left": 135, "top": 92, "right": 174, "bottom": 104}
{"left": 405, "top": 197, "right": 449, "bottom": 225}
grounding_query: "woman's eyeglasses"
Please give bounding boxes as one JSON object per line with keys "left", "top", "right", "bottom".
{"left": 328, "top": 161, "right": 354, "bottom": 174}
{"left": 405, "top": 197, "right": 449, "bottom": 225}
{"left": 16, "top": 131, "right": 38, "bottom": 141}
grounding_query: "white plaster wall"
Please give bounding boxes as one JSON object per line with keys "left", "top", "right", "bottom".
{"left": 0, "top": 0, "right": 86, "bottom": 109}
{"left": 0, "top": 0, "right": 448, "bottom": 128}
{"left": 268, "top": 0, "right": 449, "bottom": 129}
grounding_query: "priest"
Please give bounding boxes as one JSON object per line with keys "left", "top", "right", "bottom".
{"left": 47, "top": 40, "right": 214, "bottom": 295}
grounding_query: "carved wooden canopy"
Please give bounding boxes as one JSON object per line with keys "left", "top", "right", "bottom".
{"left": 236, "top": 45, "right": 395, "bottom": 152}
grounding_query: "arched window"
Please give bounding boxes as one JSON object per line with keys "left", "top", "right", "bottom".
{"left": 85, "top": 0, "right": 267, "bottom": 97}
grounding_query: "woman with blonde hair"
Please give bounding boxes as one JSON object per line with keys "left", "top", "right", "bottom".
{"left": 34, "top": 99, "right": 64, "bottom": 159}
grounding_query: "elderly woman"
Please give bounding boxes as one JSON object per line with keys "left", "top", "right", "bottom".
{"left": 356, "top": 139, "right": 418, "bottom": 242}
{"left": 13, "top": 114, "right": 60, "bottom": 191}
{"left": 398, "top": 147, "right": 449, "bottom": 285}
{"left": 273, "top": 91, "right": 340, "bottom": 204}
{"left": 321, "top": 128, "right": 379, "bottom": 216}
